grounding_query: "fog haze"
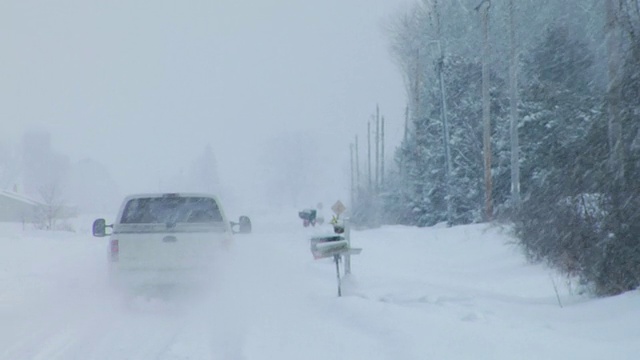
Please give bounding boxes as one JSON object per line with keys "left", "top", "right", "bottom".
{"left": 1, "top": 0, "right": 408, "bottom": 210}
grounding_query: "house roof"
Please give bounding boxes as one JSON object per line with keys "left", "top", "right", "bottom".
{"left": 0, "top": 190, "right": 45, "bottom": 206}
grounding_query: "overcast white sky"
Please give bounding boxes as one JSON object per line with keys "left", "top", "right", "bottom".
{"left": 1, "top": 0, "right": 409, "bottom": 209}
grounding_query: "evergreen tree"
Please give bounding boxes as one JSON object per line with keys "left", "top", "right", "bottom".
{"left": 591, "top": 27, "right": 640, "bottom": 295}
{"left": 435, "top": 56, "right": 510, "bottom": 224}
{"left": 516, "top": 24, "right": 602, "bottom": 277}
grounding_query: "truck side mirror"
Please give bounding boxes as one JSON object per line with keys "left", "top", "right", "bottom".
{"left": 238, "top": 216, "right": 252, "bottom": 234}
{"left": 231, "top": 216, "right": 252, "bottom": 234}
{"left": 92, "top": 218, "right": 107, "bottom": 237}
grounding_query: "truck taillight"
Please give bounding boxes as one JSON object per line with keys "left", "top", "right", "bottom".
{"left": 110, "top": 239, "right": 119, "bottom": 261}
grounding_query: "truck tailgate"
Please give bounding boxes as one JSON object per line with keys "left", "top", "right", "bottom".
{"left": 113, "top": 226, "right": 230, "bottom": 271}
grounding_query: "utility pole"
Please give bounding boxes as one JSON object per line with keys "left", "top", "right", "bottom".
{"left": 381, "top": 116, "right": 385, "bottom": 189}
{"left": 606, "top": 0, "right": 624, "bottom": 185}
{"left": 367, "top": 121, "right": 372, "bottom": 193}
{"left": 350, "top": 143, "right": 355, "bottom": 208}
{"left": 403, "top": 105, "right": 409, "bottom": 144}
{"left": 434, "top": 0, "right": 453, "bottom": 226}
{"left": 400, "top": 105, "right": 409, "bottom": 183}
{"left": 477, "top": 0, "right": 493, "bottom": 221}
{"left": 508, "top": 0, "right": 520, "bottom": 209}
{"left": 413, "top": 50, "right": 421, "bottom": 134}
{"left": 375, "top": 105, "right": 380, "bottom": 194}
{"left": 355, "top": 135, "right": 360, "bottom": 197}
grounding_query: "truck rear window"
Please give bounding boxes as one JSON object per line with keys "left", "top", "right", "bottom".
{"left": 120, "top": 197, "right": 223, "bottom": 224}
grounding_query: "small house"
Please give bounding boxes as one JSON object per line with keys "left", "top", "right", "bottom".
{"left": 0, "top": 190, "right": 43, "bottom": 223}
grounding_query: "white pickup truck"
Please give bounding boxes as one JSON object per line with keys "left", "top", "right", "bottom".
{"left": 92, "top": 193, "right": 251, "bottom": 293}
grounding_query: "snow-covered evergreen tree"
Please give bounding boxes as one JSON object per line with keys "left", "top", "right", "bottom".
{"left": 383, "top": 0, "right": 640, "bottom": 296}
{"left": 435, "top": 55, "right": 509, "bottom": 224}
{"left": 515, "top": 24, "right": 604, "bottom": 280}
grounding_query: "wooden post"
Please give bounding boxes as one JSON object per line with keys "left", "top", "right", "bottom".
{"left": 400, "top": 105, "right": 409, "bottom": 183}
{"left": 606, "top": 0, "right": 624, "bottom": 184}
{"left": 403, "top": 105, "right": 409, "bottom": 144}
{"left": 381, "top": 116, "right": 385, "bottom": 189}
{"left": 477, "top": 0, "right": 493, "bottom": 221}
{"left": 367, "top": 121, "right": 372, "bottom": 193}
{"left": 350, "top": 144, "right": 355, "bottom": 209}
{"left": 508, "top": 0, "right": 521, "bottom": 209}
{"left": 375, "top": 105, "right": 380, "bottom": 194}
{"left": 434, "top": 0, "right": 453, "bottom": 226}
{"left": 334, "top": 254, "right": 342, "bottom": 297}
{"left": 355, "top": 135, "right": 360, "bottom": 199}
{"left": 345, "top": 217, "right": 351, "bottom": 275}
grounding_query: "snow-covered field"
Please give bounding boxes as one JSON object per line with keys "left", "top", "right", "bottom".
{"left": 1, "top": 212, "right": 639, "bottom": 360}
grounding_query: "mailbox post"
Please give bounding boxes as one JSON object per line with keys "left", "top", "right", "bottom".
{"left": 310, "top": 234, "right": 362, "bottom": 297}
{"left": 344, "top": 217, "right": 351, "bottom": 275}
{"left": 310, "top": 200, "right": 362, "bottom": 297}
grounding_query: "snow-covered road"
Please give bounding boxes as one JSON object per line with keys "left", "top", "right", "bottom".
{"left": 1, "top": 214, "right": 639, "bottom": 359}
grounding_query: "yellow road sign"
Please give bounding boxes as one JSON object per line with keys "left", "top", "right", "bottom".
{"left": 331, "top": 200, "right": 346, "bottom": 216}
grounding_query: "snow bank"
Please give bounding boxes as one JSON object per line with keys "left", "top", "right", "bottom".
{"left": 0, "top": 217, "right": 638, "bottom": 360}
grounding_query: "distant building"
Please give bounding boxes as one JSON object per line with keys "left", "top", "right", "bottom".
{"left": 0, "top": 190, "right": 43, "bottom": 223}
{"left": 0, "top": 190, "right": 78, "bottom": 227}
